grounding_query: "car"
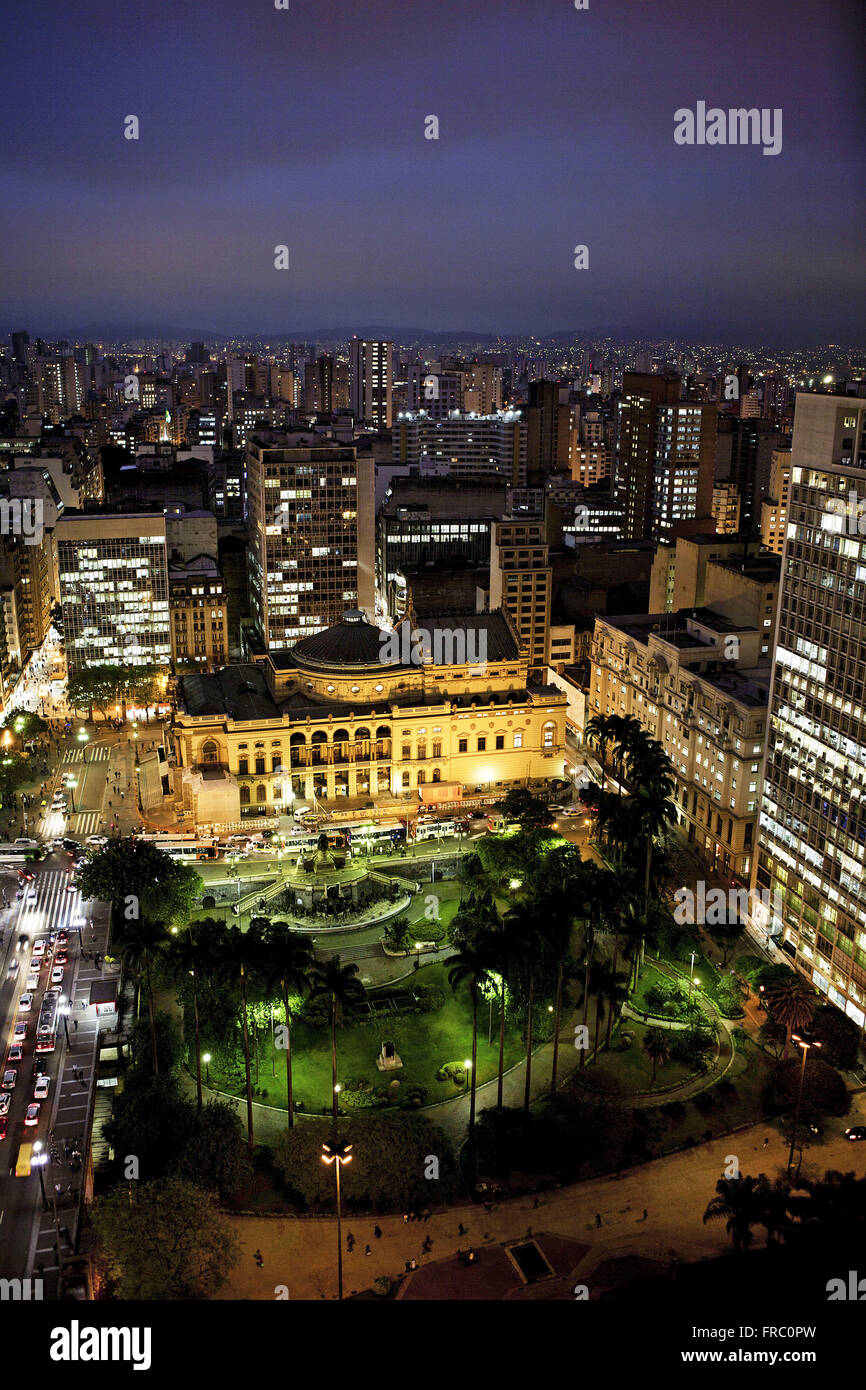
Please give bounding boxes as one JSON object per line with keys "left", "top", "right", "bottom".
{"left": 73, "top": 857, "right": 87, "bottom": 870}
{"left": 1, "top": 1071, "right": 15, "bottom": 1091}
{"left": 54, "top": 951, "right": 67, "bottom": 967}
{"left": 560, "top": 806, "right": 582, "bottom": 817}
{"left": 24, "top": 1103, "right": 39, "bottom": 1127}
{"left": 33, "top": 1075, "right": 49, "bottom": 1100}
{"left": 0, "top": 1117, "right": 7, "bottom": 1141}
{"left": 85, "top": 835, "right": 108, "bottom": 847}
{"left": 547, "top": 803, "right": 568, "bottom": 813}
{"left": 24, "top": 889, "right": 37, "bottom": 902}
{"left": 17, "top": 933, "right": 29, "bottom": 951}
{"left": 0, "top": 1093, "right": 11, "bottom": 1115}
{"left": 13, "top": 1023, "right": 27, "bottom": 1041}
{"left": 50, "top": 967, "right": 63, "bottom": 985}
{"left": 61, "top": 839, "right": 80, "bottom": 854}
{"left": 25, "top": 974, "right": 39, "bottom": 992}
{"left": 31, "top": 940, "right": 45, "bottom": 958}
{"left": 49, "top": 838, "right": 66, "bottom": 851}
{"left": 33, "top": 1057, "right": 48, "bottom": 1076}
{"left": 57, "top": 930, "right": 69, "bottom": 945}
{"left": 7, "top": 1046, "right": 23, "bottom": 1063}
{"left": 13, "top": 838, "right": 38, "bottom": 849}
{"left": 844, "top": 1126, "right": 866, "bottom": 1141}
{"left": 6, "top": 959, "right": 18, "bottom": 977}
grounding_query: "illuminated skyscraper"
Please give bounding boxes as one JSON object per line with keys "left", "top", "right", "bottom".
{"left": 754, "top": 391, "right": 866, "bottom": 1026}
{"left": 350, "top": 339, "right": 392, "bottom": 429}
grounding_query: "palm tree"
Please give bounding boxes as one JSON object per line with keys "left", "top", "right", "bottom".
{"left": 309, "top": 956, "right": 366, "bottom": 1125}
{"left": 590, "top": 959, "right": 629, "bottom": 1060}
{"left": 585, "top": 713, "right": 618, "bottom": 792}
{"left": 501, "top": 906, "right": 543, "bottom": 1112}
{"left": 259, "top": 921, "right": 314, "bottom": 1131}
{"left": 165, "top": 924, "right": 215, "bottom": 1110}
{"left": 703, "top": 1176, "right": 765, "bottom": 1253}
{"left": 447, "top": 941, "right": 495, "bottom": 1141}
{"left": 216, "top": 925, "right": 265, "bottom": 1151}
{"left": 766, "top": 975, "right": 817, "bottom": 1059}
{"left": 116, "top": 916, "right": 171, "bottom": 1075}
{"left": 610, "top": 714, "right": 645, "bottom": 796}
{"left": 642, "top": 1025, "right": 671, "bottom": 1082}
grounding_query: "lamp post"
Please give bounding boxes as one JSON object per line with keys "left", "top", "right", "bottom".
{"left": 464, "top": 1059, "right": 472, "bottom": 1097}
{"left": 321, "top": 1139, "right": 353, "bottom": 1301}
{"left": 60, "top": 1001, "right": 71, "bottom": 1050}
{"left": 415, "top": 941, "right": 422, "bottom": 971}
{"left": 66, "top": 777, "right": 77, "bottom": 814}
{"left": 687, "top": 951, "right": 697, "bottom": 1003}
{"left": 202, "top": 1052, "right": 211, "bottom": 1086}
{"left": 787, "top": 1032, "right": 821, "bottom": 1181}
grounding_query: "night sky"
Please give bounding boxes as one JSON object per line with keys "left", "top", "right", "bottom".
{"left": 4, "top": 0, "right": 864, "bottom": 340}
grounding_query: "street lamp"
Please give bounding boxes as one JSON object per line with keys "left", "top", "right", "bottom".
{"left": 464, "top": 1059, "right": 472, "bottom": 1096}
{"left": 32, "top": 1142, "right": 48, "bottom": 1210}
{"left": 687, "top": 951, "right": 697, "bottom": 1003}
{"left": 321, "top": 1139, "right": 353, "bottom": 1301}
{"left": 65, "top": 777, "right": 77, "bottom": 814}
{"left": 59, "top": 1000, "right": 71, "bottom": 1049}
{"left": 787, "top": 1032, "right": 821, "bottom": 1180}
{"left": 415, "top": 941, "right": 422, "bottom": 970}
{"left": 202, "top": 1052, "right": 211, "bottom": 1086}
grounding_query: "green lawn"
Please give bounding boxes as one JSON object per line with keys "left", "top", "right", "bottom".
{"left": 577, "top": 1018, "right": 696, "bottom": 1095}
{"left": 205, "top": 962, "right": 528, "bottom": 1113}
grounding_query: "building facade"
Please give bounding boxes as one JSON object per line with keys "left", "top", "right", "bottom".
{"left": 56, "top": 513, "right": 171, "bottom": 672}
{"left": 169, "top": 556, "right": 229, "bottom": 671}
{"left": 246, "top": 435, "right": 375, "bottom": 650}
{"left": 171, "top": 610, "right": 568, "bottom": 823}
{"left": 754, "top": 392, "right": 866, "bottom": 1028}
{"left": 350, "top": 339, "right": 392, "bottom": 429}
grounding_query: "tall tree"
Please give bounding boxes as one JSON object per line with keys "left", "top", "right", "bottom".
{"left": 116, "top": 917, "right": 172, "bottom": 1074}
{"left": 447, "top": 941, "right": 495, "bottom": 1142}
{"left": 766, "top": 974, "right": 817, "bottom": 1059}
{"left": 308, "top": 956, "right": 366, "bottom": 1125}
{"left": 256, "top": 919, "right": 314, "bottom": 1131}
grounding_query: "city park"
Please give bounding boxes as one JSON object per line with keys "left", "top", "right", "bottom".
{"left": 72, "top": 713, "right": 860, "bottom": 1275}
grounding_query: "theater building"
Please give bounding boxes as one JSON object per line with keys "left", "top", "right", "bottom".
{"left": 170, "top": 609, "right": 567, "bottom": 824}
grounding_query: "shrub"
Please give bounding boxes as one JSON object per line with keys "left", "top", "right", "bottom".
{"left": 693, "top": 1090, "right": 716, "bottom": 1113}
{"left": 716, "top": 1078, "right": 736, "bottom": 1097}
{"left": 660, "top": 1101, "right": 686, "bottom": 1119}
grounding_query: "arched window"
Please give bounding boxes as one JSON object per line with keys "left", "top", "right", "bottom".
{"left": 417, "top": 769, "right": 426, "bottom": 784}
{"left": 333, "top": 729, "right": 349, "bottom": 742}
{"left": 432, "top": 767, "right": 442, "bottom": 783}
{"left": 289, "top": 732, "right": 306, "bottom": 746}
{"left": 240, "top": 785, "right": 250, "bottom": 806}
{"left": 201, "top": 740, "right": 219, "bottom": 765}
{"left": 542, "top": 721, "right": 555, "bottom": 748}
{"left": 375, "top": 726, "right": 391, "bottom": 740}
{"left": 354, "top": 727, "right": 371, "bottom": 741}
{"left": 256, "top": 784, "right": 267, "bottom": 803}
{"left": 311, "top": 730, "right": 328, "bottom": 744}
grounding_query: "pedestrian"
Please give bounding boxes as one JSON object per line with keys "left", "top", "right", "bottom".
{"left": 409, "top": 1258, "right": 417, "bottom": 1270}
{"left": 458, "top": 1221, "right": 466, "bottom": 1237}
{"left": 374, "top": 1224, "right": 382, "bottom": 1239}
{"left": 762, "top": 1136, "right": 769, "bottom": 1148}
{"left": 595, "top": 1213, "right": 602, "bottom": 1228}
{"left": 402, "top": 1212, "right": 409, "bottom": 1223}
{"left": 422, "top": 1208, "right": 430, "bottom": 1222}
{"left": 404, "top": 1259, "right": 411, "bottom": 1273}
{"left": 253, "top": 1249, "right": 263, "bottom": 1268}
{"left": 532, "top": 1196, "right": 539, "bottom": 1209}
{"left": 73, "top": 1020, "right": 77, "bottom": 1032}
{"left": 642, "top": 1208, "right": 648, "bottom": 1222}
{"left": 364, "top": 1244, "right": 372, "bottom": 1256}
{"left": 346, "top": 1232, "right": 355, "bottom": 1251}
{"left": 421, "top": 1235, "right": 432, "bottom": 1253}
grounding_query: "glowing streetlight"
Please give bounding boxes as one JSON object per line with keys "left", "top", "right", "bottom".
{"left": 202, "top": 1052, "right": 211, "bottom": 1085}
{"left": 788, "top": 1033, "right": 822, "bottom": 1181}
{"left": 32, "top": 1141, "right": 49, "bottom": 1209}
{"left": 509, "top": 878, "right": 522, "bottom": 891}
{"left": 321, "top": 1139, "right": 353, "bottom": 1301}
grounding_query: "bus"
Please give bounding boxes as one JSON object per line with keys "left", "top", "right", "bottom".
{"left": 14, "top": 1143, "right": 33, "bottom": 1177}
{"left": 349, "top": 820, "right": 404, "bottom": 849}
{"left": 35, "top": 993, "right": 58, "bottom": 1053}
{"left": 134, "top": 834, "right": 220, "bottom": 861}
{"left": 415, "top": 818, "right": 457, "bottom": 841}
{"left": 486, "top": 812, "right": 521, "bottom": 834}
{"left": 0, "top": 843, "right": 45, "bottom": 864}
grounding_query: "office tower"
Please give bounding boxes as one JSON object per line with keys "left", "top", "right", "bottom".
{"left": 488, "top": 514, "right": 552, "bottom": 670}
{"left": 332, "top": 360, "right": 350, "bottom": 411}
{"left": 712, "top": 481, "right": 741, "bottom": 534}
{"left": 406, "top": 364, "right": 464, "bottom": 419}
{"left": 392, "top": 410, "right": 526, "bottom": 483}
{"left": 754, "top": 392, "right": 866, "bottom": 1026}
{"left": 169, "top": 556, "right": 229, "bottom": 671}
{"left": 525, "top": 379, "right": 570, "bottom": 474}
{"left": 616, "top": 373, "right": 716, "bottom": 542}
{"left": 590, "top": 576, "right": 775, "bottom": 881}
{"left": 246, "top": 435, "right": 375, "bottom": 650}
{"left": 269, "top": 366, "right": 295, "bottom": 405}
{"left": 760, "top": 446, "right": 792, "bottom": 555}
{"left": 350, "top": 338, "right": 392, "bottom": 428}
{"left": 462, "top": 362, "right": 502, "bottom": 415}
{"left": 56, "top": 513, "right": 171, "bottom": 672}
{"left": 761, "top": 372, "right": 791, "bottom": 423}
{"left": 303, "top": 354, "right": 334, "bottom": 415}
{"left": 648, "top": 534, "right": 770, "bottom": 616}
{"left": 717, "top": 416, "right": 781, "bottom": 535}
{"left": 11, "top": 331, "right": 30, "bottom": 364}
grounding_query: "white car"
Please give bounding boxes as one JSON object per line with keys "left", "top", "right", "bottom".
{"left": 24, "top": 1103, "right": 40, "bottom": 1127}
{"left": 85, "top": 836, "right": 108, "bottom": 847}
{"left": 13, "top": 1022, "right": 27, "bottom": 1041}
{"left": 32, "top": 940, "right": 46, "bottom": 958}
{"left": 33, "top": 1075, "right": 49, "bottom": 1100}
{"left": 6, "top": 960, "right": 18, "bottom": 978}
{"left": 50, "top": 966, "right": 63, "bottom": 985}
{"left": 18, "top": 993, "right": 32, "bottom": 1013}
